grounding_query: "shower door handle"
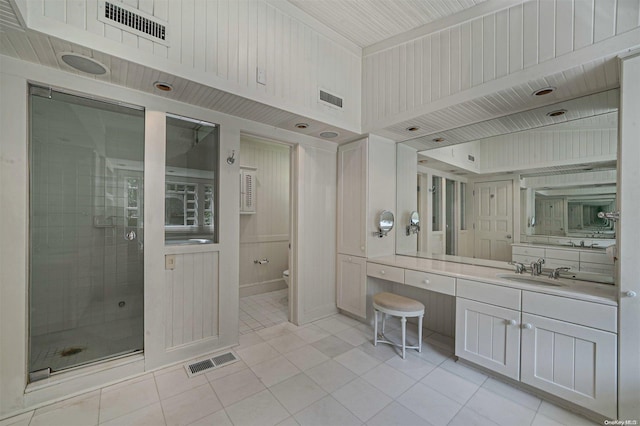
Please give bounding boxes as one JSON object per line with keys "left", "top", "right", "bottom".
{"left": 125, "top": 230, "right": 137, "bottom": 241}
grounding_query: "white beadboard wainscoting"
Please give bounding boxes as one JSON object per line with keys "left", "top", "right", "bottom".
{"left": 22, "top": 0, "right": 361, "bottom": 132}
{"left": 239, "top": 136, "right": 290, "bottom": 297}
{"left": 163, "top": 251, "right": 220, "bottom": 349}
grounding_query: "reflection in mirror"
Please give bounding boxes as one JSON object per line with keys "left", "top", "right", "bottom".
{"left": 396, "top": 90, "right": 618, "bottom": 283}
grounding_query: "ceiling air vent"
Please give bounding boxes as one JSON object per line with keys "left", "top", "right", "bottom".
{"left": 319, "top": 89, "right": 343, "bottom": 109}
{"left": 98, "top": 0, "right": 169, "bottom": 45}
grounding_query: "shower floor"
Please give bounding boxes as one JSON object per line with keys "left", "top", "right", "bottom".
{"left": 239, "top": 289, "right": 289, "bottom": 334}
{"left": 30, "top": 316, "right": 143, "bottom": 373}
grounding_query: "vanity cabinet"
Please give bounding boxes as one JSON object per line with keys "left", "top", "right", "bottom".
{"left": 455, "top": 278, "right": 618, "bottom": 418}
{"left": 455, "top": 279, "right": 522, "bottom": 380}
{"left": 512, "top": 244, "right": 614, "bottom": 274}
{"left": 336, "top": 255, "right": 367, "bottom": 318}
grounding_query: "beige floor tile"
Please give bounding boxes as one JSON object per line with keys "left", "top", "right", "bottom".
{"left": 357, "top": 341, "right": 399, "bottom": 362}
{"left": 305, "top": 360, "right": 358, "bottom": 393}
{"left": 154, "top": 367, "right": 208, "bottom": 400}
{"left": 439, "top": 358, "right": 488, "bottom": 385}
{"left": 99, "top": 402, "right": 166, "bottom": 426}
{"left": 31, "top": 390, "right": 100, "bottom": 426}
{"left": 536, "top": 401, "right": 599, "bottom": 425}
{"left": 421, "top": 367, "right": 480, "bottom": 405}
{"left": 313, "top": 317, "right": 352, "bottom": 334}
{"left": 396, "top": 382, "right": 462, "bottom": 426}
{"left": 331, "top": 378, "right": 392, "bottom": 422}
{"left": 251, "top": 356, "right": 300, "bottom": 387}
{"left": 204, "top": 359, "right": 248, "bottom": 382}
{"left": 276, "top": 417, "right": 301, "bottom": 426}
{"left": 225, "top": 389, "right": 289, "bottom": 426}
{"left": 256, "top": 323, "right": 292, "bottom": 340}
{"left": 237, "top": 341, "right": 281, "bottom": 366}
{"left": 283, "top": 345, "right": 329, "bottom": 371}
{"left": 310, "top": 335, "right": 353, "bottom": 358}
{"left": 385, "top": 352, "right": 437, "bottom": 380}
{"left": 267, "top": 333, "right": 308, "bottom": 354}
{"left": 210, "top": 368, "right": 265, "bottom": 407}
{"left": 185, "top": 409, "right": 232, "bottom": 426}
{"left": 292, "top": 325, "right": 330, "bottom": 344}
{"left": 237, "top": 332, "right": 265, "bottom": 350}
{"left": 294, "top": 395, "right": 361, "bottom": 426}
{"left": 361, "top": 363, "right": 416, "bottom": 398}
{"left": 270, "top": 373, "right": 327, "bottom": 414}
{"left": 366, "top": 401, "right": 431, "bottom": 426}
{"left": 482, "top": 377, "right": 541, "bottom": 411}
{"left": 334, "top": 347, "right": 380, "bottom": 375}
{"left": 160, "top": 384, "right": 222, "bottom": 426}
{"left": 335, "top": 326, "right": 370, "bottom": 347}
{"left": 531, "top": 413, "right": 566, "bottom": 426}
{"left": 448, "top": 407, "right": 499, "bottom": 426}
{"left": 99, "top": 375, "right": 159, "bottom": 423}
{"left": 464, "top": 388, "right": 536, "bottom": 426}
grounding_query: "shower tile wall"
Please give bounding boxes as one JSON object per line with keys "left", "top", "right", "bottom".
{"left": 30, "top": 102, "right": 144, "bottom": 372}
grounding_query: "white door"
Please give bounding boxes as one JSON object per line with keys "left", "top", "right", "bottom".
{"left": 474, "top": 180, "right": 513, "bottom": 261}
{"left": 535, "top": 198, "right": 564, "bottom": 235}
{"left": 336, "top": 254, "right": 367, "bottom": 319}
{"left": 455, "top": 298, "right": 521, "bottom": 380}
{"left": 520, "top": 313, "right": 617, "bottom": 418}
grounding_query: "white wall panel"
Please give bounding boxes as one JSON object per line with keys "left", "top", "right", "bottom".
{"left": 480, "top": 128, "right": 617, "bottom": 172}
{"left": 362, "top": 0, "right": 640, "bottom": 129}
{"left": 34, "top": 0, "right": 361, "bottom": 131}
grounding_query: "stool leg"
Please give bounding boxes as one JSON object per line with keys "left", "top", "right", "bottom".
{"left": 374, "top": 309, "right": 378, "bottom": 346}
{"left": 401, "top": 316, "right": 407, "bottom": 359}
{"left": 418, "top": 315, "right": 423, "bottom": 353}
{"left": 381, "top": 313, "right": 386, "bottom": 335}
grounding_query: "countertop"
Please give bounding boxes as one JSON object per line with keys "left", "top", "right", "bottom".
{"left": 367, "top": 255, "right": 618, "bottom": 306}
{"left": 512, "top": 242, "right": 612, "bottom": 251}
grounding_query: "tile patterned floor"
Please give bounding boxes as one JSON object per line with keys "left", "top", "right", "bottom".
{"left": 239, "top": 289, "right": 289, "bottom": 334}
{"left": 1, "top": 314, "right": 599, "bottom": 426}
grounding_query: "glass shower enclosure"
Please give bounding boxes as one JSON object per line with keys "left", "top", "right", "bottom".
{"left": 29, "top": 87, "right": 145, "bottom": 376}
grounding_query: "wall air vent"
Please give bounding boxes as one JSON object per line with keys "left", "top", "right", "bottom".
{"left": 98, "top": 0, "right": 169, "bottom": 46}
{"left": 319, "top": 89, "right": 343, "bottom": 109}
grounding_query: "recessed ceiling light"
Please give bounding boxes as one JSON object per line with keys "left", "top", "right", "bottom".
{"left": 546, "top": 109, "right": 567, "bottom": 117}
{"left": 406, "top": 126, "right": 420, "bottom": 132}
{"left": 433, "top": 137, "right": 445, "bottom": 143}
{"left": 319, "top": 131, "right": 339, "bottom": 139}
{"left": 533, "top": 87, "right": 556, "bottom": 96}
{"left": 153, "top": 81, "right": 173, "bottom": 92}
{"left": 295, "top": 123, "right": 309, "bottom": 129}
{"left": 59, "top": 53, "right": 108, "bottom": 75}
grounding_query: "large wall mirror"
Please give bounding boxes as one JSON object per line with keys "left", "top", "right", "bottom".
{"left": 396, "top": 89, "right": 618, "bottom": 284}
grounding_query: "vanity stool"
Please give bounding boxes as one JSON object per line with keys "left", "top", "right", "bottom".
{"left": 373, "top": 292, "right": 425, "bottom": 359}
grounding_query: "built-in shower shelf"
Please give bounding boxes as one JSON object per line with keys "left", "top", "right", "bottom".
{"left": 184, "top": 351, "right": 238, "bottom": 378}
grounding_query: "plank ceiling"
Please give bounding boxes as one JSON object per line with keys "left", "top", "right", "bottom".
{"left": 285, "top": 0, "right": 487, "bottom": 47}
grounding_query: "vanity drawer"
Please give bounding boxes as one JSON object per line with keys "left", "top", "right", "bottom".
{"left": 457, "top": 279, "right": 521, "bottom": 310}
{"left": 544, "top": 258, "right": 580, "bottom": 271}
{"left": 512, "top": 246, "right": 545, "bottom": 258}
{"left": 404, "top": 270, "right": 456, "bottom": 296}
{"left": 366, "top": 262, "right": 404, "bottom": 283}
{"left": 580, "top": 251, "right": 614, "bottom": 265}
{"left": 545, "top": 248, "right": 579, "bottom": 262}
{"left": 522, "top": 291, "right": 617, "bottom": 332}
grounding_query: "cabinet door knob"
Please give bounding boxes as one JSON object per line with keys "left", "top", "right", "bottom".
{"left": 624, "top": 290, "right": 637, "bottom": 298}
{"left": 522, "top": 323, "right": 532, "bottom": 329}
{"left": 360, "top": 246, "right": 365, "bottom": 251}
{"left": 347, "top": 257, "right": 352, "bottom": 262}
{"left": 507, "top": 319, "right": 516, "bottom": 326}
{"left": 380, "top": 270, "right": 385, "bottom": 275}
{"left": 423, "top": 279, "right": 430, "bottom": 285}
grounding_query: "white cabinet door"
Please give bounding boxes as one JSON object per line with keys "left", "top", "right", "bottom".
{"left": 455, "top": 298, "right": 521, "bottom": 380}
{"left": 337, "top": 139, "right": 367, "bottom": 256}
{"left": 336, "top": 254, "right": 367, "bottom": 318}
{"left": 520, "top": 313, "right": 617, "bottom": 418}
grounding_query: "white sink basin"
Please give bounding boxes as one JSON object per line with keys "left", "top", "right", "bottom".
{"left": 496, "top": 273, "right": 565, "bottom": 287}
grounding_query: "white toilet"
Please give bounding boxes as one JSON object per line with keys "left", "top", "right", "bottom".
{"left": 282, "top": 269, "right": 290, "bottom": 287}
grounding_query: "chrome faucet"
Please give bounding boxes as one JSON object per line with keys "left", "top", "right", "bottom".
{"left": 508, "top": 262, "right": 526, "bottom": 274}
{"left": 530, "top": 258, "right": 545, "bottom": 276}
{"left": 549, "top": 266, "right": 571, "bottom": 279}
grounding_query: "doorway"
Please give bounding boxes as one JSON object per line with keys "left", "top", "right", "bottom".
{"left": 238, "top": 135, "right": 292, "bottom": 334}
{"left": 28, "top": 87, "right": 145, "bottom": 375}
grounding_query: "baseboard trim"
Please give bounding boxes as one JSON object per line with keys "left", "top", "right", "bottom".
{"left": 239, "top": 279, "right": 287, "bottom": 297}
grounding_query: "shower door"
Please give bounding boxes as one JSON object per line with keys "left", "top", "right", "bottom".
{"left": 29, "top": 87, "right": 145, "bottom": 375}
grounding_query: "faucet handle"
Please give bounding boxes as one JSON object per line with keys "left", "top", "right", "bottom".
{"left": 549, "top": 266, "right": 571, "bottom": 279}
{"left": 508, "top": 261, "right": 526, "bottom": 274}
